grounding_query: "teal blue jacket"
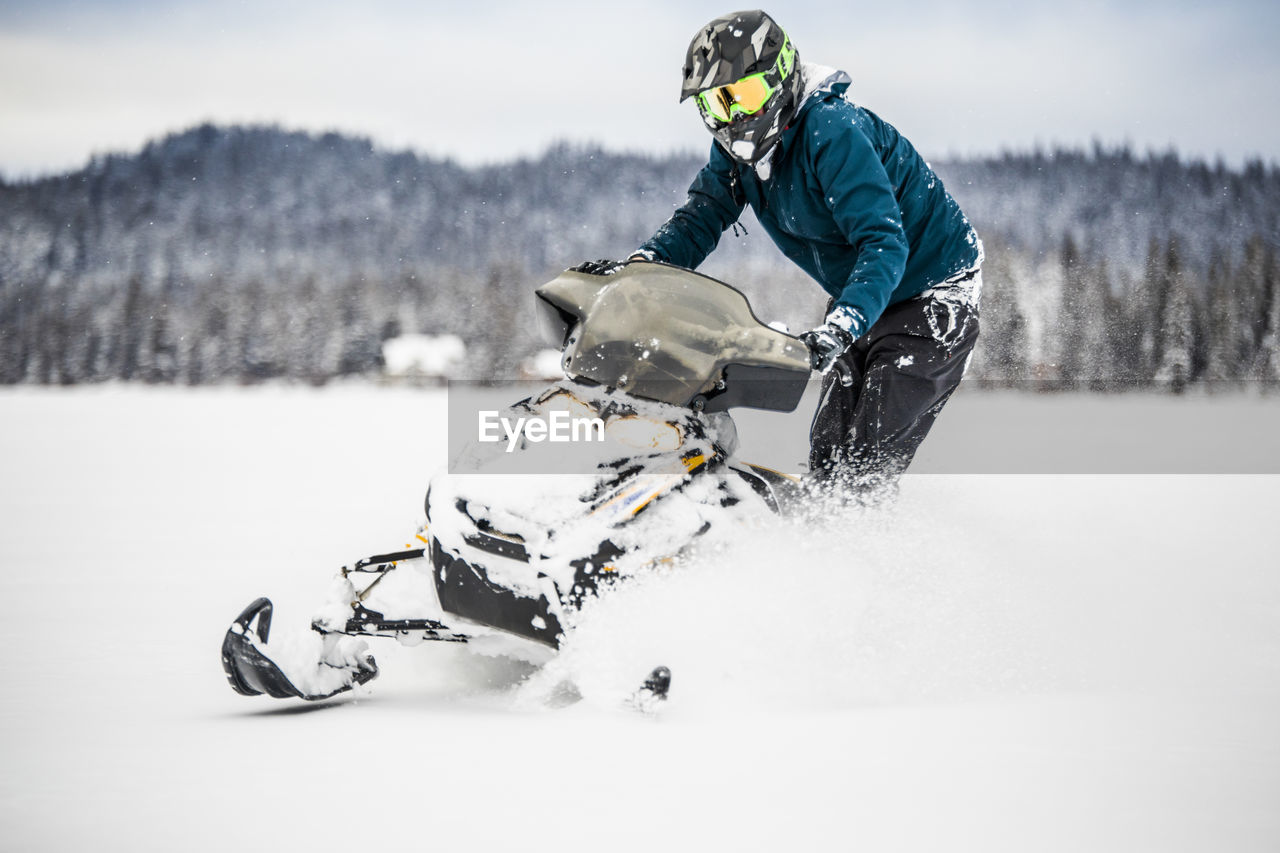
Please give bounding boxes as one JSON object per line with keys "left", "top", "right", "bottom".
{"left": 639, "top": 69, "right": 981, "bottom": 338}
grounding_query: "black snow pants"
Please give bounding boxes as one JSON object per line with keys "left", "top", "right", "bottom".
{"left": 809, "top": 277, "right": 980, "bottom": 498}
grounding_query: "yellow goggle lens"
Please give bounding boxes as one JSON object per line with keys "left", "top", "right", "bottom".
{"left": 699, "top": 74, "right": 772, "bottom": 123}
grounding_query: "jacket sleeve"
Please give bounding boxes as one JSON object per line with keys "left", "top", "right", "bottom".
{"left": 637, "top": 143, "right": 745, "bottom": 270}
{"left": 810, "top": 118, "right": 910, "bottom": 338}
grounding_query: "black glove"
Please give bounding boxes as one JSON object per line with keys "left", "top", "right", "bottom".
{"left": 570, "top": 258, "right": 627, "bottom": 276}
{"left": 800, "top": 324, "right": 855, "bottom": 385}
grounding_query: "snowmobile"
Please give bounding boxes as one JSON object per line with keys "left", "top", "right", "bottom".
{"left": 221, "top": 260, "right": 813, "bottom": 704}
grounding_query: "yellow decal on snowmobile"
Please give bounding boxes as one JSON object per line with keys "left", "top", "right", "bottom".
{"left": 627, "top": 451, "right": 722, "bottom": 516}
{"left": 628, "top": 475, "right": 687, "bottom": 516}
{"left": 592, "top": 473, "right": 683, "bottom": 519}
{"left": 591, "top": 450, "right": 713, "bottom": 520}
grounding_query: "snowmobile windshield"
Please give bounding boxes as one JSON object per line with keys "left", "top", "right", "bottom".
{"left": 535, "top": 261, "right": 811, "bottom": 413}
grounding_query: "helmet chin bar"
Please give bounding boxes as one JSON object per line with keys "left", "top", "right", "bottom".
{"left": 730, "top": 140, "right": 757, "bottom": 161}
{"left": 712, "top": 108, "right": 786, "bottom": 166}
{"left": 703, "top": 57, "right": 801, "bottom": 167}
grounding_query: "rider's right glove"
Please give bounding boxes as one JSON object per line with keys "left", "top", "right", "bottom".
{"left": 800, "top": 304, "right": 866, "bottom": 386}
{"left": 570, "top": 259, "right": 626, "bottom": 276}
{"left": 799, "top": 324, "right": 854, "bottom": 375}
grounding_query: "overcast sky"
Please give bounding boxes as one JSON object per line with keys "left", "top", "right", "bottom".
{"left": 1, "top": 0, "right": 1277, "bottom": 178}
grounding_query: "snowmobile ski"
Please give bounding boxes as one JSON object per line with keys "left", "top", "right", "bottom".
{"left": 222, "top": 598, "right": 378, "bottom": 701}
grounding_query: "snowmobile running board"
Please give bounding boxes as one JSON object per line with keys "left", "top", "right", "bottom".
{"left": 340, "top": 603, "right": 471, "bottom": 643}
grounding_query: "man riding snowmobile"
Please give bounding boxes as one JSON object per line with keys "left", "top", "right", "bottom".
{"left": 220, "top": 9, "right": 987, "bottom": 707}
{"left": 597, "top": 9, "right": 984, "bottom": 499}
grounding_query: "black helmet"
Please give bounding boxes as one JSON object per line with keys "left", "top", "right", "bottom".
{"left": 680, "top": 10, "right": 803, "bottom": 165}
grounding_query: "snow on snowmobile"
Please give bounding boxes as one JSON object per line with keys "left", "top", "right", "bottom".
{"left": 221, "top": 260, "right": 813, "bottom": 704}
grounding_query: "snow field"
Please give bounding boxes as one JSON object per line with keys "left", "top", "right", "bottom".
{"left": 1, "top": 386, "right": 1278, "bottom": 852}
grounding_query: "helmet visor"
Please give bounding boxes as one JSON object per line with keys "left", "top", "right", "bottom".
{"left": 696, "top": 73, "right": 774, "bottom": 125}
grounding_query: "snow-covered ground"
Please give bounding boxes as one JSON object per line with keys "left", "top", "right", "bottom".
{"left": 2, "top": 386, "right": 1278, "bottom": 852}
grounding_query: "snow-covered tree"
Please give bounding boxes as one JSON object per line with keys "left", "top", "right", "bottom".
{"left": 1154, "top": 238, "right": 1194, "bottom": 392}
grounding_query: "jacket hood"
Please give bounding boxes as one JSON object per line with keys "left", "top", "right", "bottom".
{"left": 798, "top": 62, "right": 851, "bottom": 109}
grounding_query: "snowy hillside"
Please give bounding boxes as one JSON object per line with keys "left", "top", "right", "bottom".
{"left": 1, "top": 386, "right": 1278, "bottom": 851}
{"left": 3, "top": 126, "right": 1278, "bottom": 387}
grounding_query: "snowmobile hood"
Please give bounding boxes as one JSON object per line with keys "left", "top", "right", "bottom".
{"left": 535, "top": 261, "right": 811, "bottom": 412}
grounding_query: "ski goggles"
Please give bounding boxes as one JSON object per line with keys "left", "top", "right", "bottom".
{"left": 694, "top": 38, "right": 796, "bottom": 125}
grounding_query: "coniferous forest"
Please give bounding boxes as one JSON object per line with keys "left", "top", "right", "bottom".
{"left": 1, "top": 124, "right": 1276, "bottom": 388}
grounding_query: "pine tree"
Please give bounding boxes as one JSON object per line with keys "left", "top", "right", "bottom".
{"left": 1131, "top": 237, "right": 1165, "bottom": 382}
{"left": 1251, "top": 239, "right": 1280, "bottom": 383}
{"left": 1057, "top": 234, "right": 1086, "bottom": 386}
{"left": 1155, "top": 237, "right": 1194, "bottom": 392}
{"left": 1081, "top": 257, "right": 1118, "bottom": 388}
{"left": 1202, "top": 248, "right": 1239, "bottom": 383}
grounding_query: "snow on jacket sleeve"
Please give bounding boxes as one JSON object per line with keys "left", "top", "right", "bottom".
{"left": 810, "top": 115, "right": 910, "bottom": 338}
{"left": 637, "top": 143, "right": 745, "bottom": 270}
